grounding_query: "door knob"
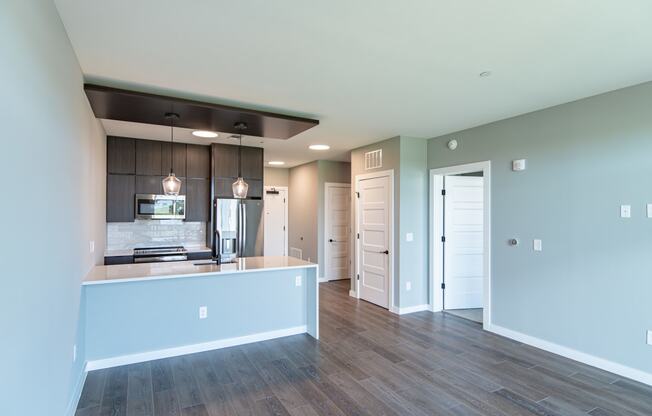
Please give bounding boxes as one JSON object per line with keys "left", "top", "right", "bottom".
{"left": 329, "top": 239, "right": 336, "bottom": 243}
{"left": 380, "top": 250, "right": 389, "bottom": 254}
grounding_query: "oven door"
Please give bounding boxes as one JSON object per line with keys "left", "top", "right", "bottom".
{"left": 135, "top": 194, "right": 186, "bottom": 220}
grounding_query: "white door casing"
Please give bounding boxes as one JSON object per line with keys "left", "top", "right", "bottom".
{"left": 357, "top": 174, "right": 391, "bottom": 309}
{"left": 443, "top": 175, "right": 484, "bottom": 309}
{"left": 324, "top": 183, "right": 351, "bottom": 281}
{"left": 263, "top": 186, "right": 288, "bottom": 256}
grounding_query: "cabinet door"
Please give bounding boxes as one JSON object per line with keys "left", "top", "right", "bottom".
{"left": 107, "top": 174, "right": 135, "bottom": 222}
{"left": 135, "top": 175, "right": 163, "bottom": 195}
{"left": 186, "top": 178, "right": 210, "bottom": 222}
{"left": 246, "top": 179, "right": 263, "bottom": 199}
{"left": 136, "top": 140, "right": 162, "bottom": 175}
{"left": 107, "top": 137, "right": 135, "bottom": 174}
{"left": 212, "top": 144, "right": 239, "bottom": 178}
{"left": 214, "top": 177, "right": 235, "bottom": 198}
{"left": 241, "top": 146, "right": 264, "bottom": 180}
{"left": 186, "top": 144, "right": 210, "bottom": 179}
{"left": 162, "top": 143, "right": 187, "bottom": 177}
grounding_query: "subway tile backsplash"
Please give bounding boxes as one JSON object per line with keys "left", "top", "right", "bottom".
{"left": 107, "top": 220, "right": 206, "bottom": 250}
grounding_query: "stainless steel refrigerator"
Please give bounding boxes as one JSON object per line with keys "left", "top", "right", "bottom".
{"left": 213, "top": 198, "right": 264, "bottom": 263}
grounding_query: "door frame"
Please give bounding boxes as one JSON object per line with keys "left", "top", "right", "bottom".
{"left": 324, "top": 182, "right": 352, "bottom": 281}
{"left": 429, "top": 161, "right": 491, "bottom": 329}
{"left": 352, "top": 169, "right": 395, "bottom": 312}
{"left": 264, "top": 186, "right": 289, "bottom": 256}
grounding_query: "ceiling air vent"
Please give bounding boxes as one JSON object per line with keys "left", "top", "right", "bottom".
{"left": 364, "top": 149, "right": 382, "bottom": 170}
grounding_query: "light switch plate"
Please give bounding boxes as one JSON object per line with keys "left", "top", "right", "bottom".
{"left": 406, "top": 233, "right": 414, "bottom": 242}
{"left": 512, "top": 159, "right": 526, "bottom": 171}
{"left": 199, "top": 306, "right": 208, "bottom": 319}
{"left": 89, "top": 240, "right": 95, "bottom": 253}
{"left": 621, "top": 205, "right": 631, "bottom": 218}
{"left": 295, "top": 275, "right": 302, "bottom": 287}
{"left": 647, "top": 204, "right": 652, "bottom": 218}
{"left": 533, "top": 239, "right": 542, "bottom": 252}
{"left": 406, "top": 281, "right": 412, "bottom": 291}
{"left": 647, "top": 330, "right": 652, "bottom": 346}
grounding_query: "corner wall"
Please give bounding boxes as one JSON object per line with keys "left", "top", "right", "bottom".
{"left": 289, "top": 162, "right": 319, "bottom": 263}
{"left": 428, "top": 81, "right": 652, "bottom": 376}
{"left": 0, "top": 1, "right": 106, "bottom": 414}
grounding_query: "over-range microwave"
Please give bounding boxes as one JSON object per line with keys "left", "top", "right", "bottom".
{"left": 135, "top": 194, "right": 186, "bottom": 220}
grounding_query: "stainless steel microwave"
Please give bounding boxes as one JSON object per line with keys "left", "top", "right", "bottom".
{"left": 135, "top": 194, "right": 186, "bottom": 220}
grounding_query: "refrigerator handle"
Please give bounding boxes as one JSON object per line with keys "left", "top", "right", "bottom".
{"left": 241, "top": 202, "right": 247, "bottom": 256}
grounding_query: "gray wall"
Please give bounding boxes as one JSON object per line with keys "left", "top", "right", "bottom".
{"left": 0, "top": 1, "right": 106, "bottom": 414}
{"left": 289, "top": 162, "right": 319, "bottom": 262}
{"left": 264, "top": 167, "right": 289, "bottom": 187}
{"left": 317, "top": 161, "right": 351, "bottom": 278}
{"left": 428, "top": 81, "right": 652, "bottom": 374}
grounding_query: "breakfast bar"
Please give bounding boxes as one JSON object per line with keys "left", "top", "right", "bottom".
{"left": 81, "top": 256, "right": 318, "bottom": 370}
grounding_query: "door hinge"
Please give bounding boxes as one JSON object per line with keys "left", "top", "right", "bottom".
{"left": 283, "top": 198, "right": 286, "bottom": 203}
{"left": 357, "top": 233, "right": 360, "bottom": 239}
{"left": 441, "top": 189, "right": 446, "bottom": 196}
{"left": 441, "top": 236, "right": 446, "bottom": 243}
{"left": 356, "top": 192, "right": 360, "bottom": 198}
{"left": 357, "top": 274, "right": 360, "bottom": 281}
{"left": 283, "top": 226, "right": 286, "bottom": 231}
{"left": 441, "top": 283, "right": 446, "bottom": 290}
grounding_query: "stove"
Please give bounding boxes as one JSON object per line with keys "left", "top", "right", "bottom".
{"left": 133, "top": 246, "right": 188, "bottom": 263}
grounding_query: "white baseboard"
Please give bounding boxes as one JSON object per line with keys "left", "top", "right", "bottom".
{"left": 394, "top": 304, "right": 430, "bottom": 315}
{"left": 349, "top": 290, "right": 358, "bottom": 298}
{"left": 86, "top": 325, "right": 307, "bottom": 371}
{"left": 65, "top": 366, "right": 88, "bottom": 416}
{"left": 318, "top": 278, "right": 329, "bottom": 283}
{"left": 487, "top": 324, "right": 652, "bottom": 387}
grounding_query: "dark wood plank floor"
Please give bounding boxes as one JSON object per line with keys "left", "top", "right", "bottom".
{"left": 76, "top": 280, "right": 652, "bottom": 416}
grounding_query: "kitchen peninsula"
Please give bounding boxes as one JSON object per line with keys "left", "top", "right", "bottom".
{"left": 81, "top": 256, "right": 318, "bottom": 370}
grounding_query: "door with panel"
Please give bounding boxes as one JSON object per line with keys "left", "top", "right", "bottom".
{"left": 325, "top": 184, "right": 351, "bottom": 280}
{"left": 263, "top": 188, "right": 287, "bottom": 256}
{"left": 358, "top": 175, "right": 390, "bottom": 308}
{"left": 443, "top": 175, "right": 484, "bottom": 310}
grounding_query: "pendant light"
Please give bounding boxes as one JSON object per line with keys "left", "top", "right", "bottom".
{"left": 162, "top": 112, "right": 182, "bottom": 196}
{"left": 232, "top": 122, "right": 249, "bottom": 199}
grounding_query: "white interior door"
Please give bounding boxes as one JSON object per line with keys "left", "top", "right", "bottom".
{"left": 264, "top": 188, "right": 287, "bottom": 256}
{"left": 444, "top": 175, "right": 484, "bottom": 309}
{"left": 358, "top": 175, "right": 390, "bottom": 308}
{"left": 325, "top": 184, "right": 351, "bottom": 280}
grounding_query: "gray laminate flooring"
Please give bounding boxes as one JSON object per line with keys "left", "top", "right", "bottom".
{"left": 446, "top": 308, "right": 483, "bottom": 323}
{"left": 76, "top": 280, "right": 652, "bottom": 416}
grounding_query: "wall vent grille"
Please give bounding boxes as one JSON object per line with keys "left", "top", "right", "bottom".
{"left": 364, "top": 149, "right": 382, "bottom": 170}
{"left": 289, "top": 247, "right": 303, "bottom": 259}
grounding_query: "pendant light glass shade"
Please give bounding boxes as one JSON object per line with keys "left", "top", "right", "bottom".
{"left": 163, "top": 112, "right": 182, "bottom": 196}
{"left": 162, "top": 173, "right": 182, "bottom": 196}
{"left": 232, "top": 177, "right": 248, "bottom": 199}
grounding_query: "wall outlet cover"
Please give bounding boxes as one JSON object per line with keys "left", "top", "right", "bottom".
{"left": 647, "top": 204, "right": 652, "bottom": 218}
{"left": 620, "top": 205, "right": 631, "bottom": 218}
{"left": 647, "top": 330, "right": 652, "bottom": 346}
{"left": 89, "top": 240, "right": 95, "bottom": 253}
{"left": 73, "top": 344, "right": 77, "bottom": 362}
{"left": 406, "top": 281, "right": 412, "bottom": 291}
{"left": 199, "top": 306, "right": 208, "bottom": 319}
{"left": 295, "top": 275, "right": 302, "bottom": 287}
{"left": 512, "top": 159, "right": 527, "bottom": 171}
{"left": 533, "top": 239, "right": 542, "bottom": 252}
{"left": 406, "top": 233, "right": 414, "bottom": 242}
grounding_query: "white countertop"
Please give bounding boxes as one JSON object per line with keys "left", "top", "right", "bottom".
{"left": 83, "top": 256, "right": 317, "bottom": 285}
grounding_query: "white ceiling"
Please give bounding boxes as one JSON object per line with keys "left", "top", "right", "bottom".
{"left": 55, "top": 0, "right": 652, "bottom": 167}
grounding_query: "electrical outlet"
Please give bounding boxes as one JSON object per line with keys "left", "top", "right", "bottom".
{"left": 89, "top": 240, "right": 95, "bottom": 253}
{"left": 295, "top": 275, "right": 302, "bottom": 287}
{"left": 199, "top": 306, "right": 208, "bottom": 319}
{"left": 647, "top": 330, "right": 652, "bottom": 346}
{"left": 647, "top": 204, "right": 652, "bottom": 218}
{"left": 621, "top": 205, "right": 631, "bottom": 218}
{"left": 405, "top": 233, "right": 414, "bottom": 242}
{"left": 533, "top": 239, "right": 542, "bottom": 252}
{"left": 406, "top": 281, "right": 412, "bottom": 291}
{"left": 73, "top": 344, "right": 77, "bottom": 362}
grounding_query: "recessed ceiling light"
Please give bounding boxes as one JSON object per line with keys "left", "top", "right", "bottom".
{"left": 192, "top": 130, "right": 218, "bottom": 138}
{"left": 479, "top": 71, "right": 492, "bottom": 78}
{"left": 309, "top": 144, "right": 330, "bottom": 150}
{"left": 268, "top": 161, "right": 285, "bottom": 166}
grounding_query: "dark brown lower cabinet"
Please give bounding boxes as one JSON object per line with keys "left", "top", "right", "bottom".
{"left": 107, "top": 174, "right": 135, "bottom": 222}
{"left": 185, "top": 178, "right": 210, "bottom": 222}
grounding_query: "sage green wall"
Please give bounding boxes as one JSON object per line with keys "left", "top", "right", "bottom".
{"left": 264, "top": 167, "right": 289, "bottom": 187}
{"left": 317, "top": 161, "right": 351, "bottom": 278}
{"left": 0, "top": 1, "right": 106, "bottom": 414}
{"left": 428, "top": 81, "right": 652, "bottom": 375}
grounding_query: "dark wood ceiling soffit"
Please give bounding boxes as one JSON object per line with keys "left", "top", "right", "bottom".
{"left": 84, "top": 84, "right": 319, "bottom": 139}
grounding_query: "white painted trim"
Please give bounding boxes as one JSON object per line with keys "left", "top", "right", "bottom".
{"left": 318, "top": 277, "right": 329, "bottom": 283}
{"left": 429, "top": 161, "right": 492, "bottom": 330}
{"left": 349, "top": 289, "right": 358, "bottom": 298}
{"left": 353, "top": 169, "right": 395, "bottom": 311}
{"left": 487, "top": 324, "right": 652, "bottom": 387}
{"left": 395, "top": 304, "right": 430, "bottom": 315}
{"left": 65, "top": 366, "right": 88, "bottom": 416}
{"left": 264, "top": 186, "right": 289, "bottom": 256}
{"left": 86, "top": 325, "right": 307, "bottom": 371}
{"left": 323, "top": 182, "right": 352, "bottom": 281}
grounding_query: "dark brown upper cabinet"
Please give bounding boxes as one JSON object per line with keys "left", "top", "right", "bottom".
{"left": 185, "top": 178, "right": 210, "bottom": 222}
{"left": 240, "top": 147, "right": 264, "bottom": 180}
{"left": 107, "top": 137, "right": 135, "bottom": 174}
{"left": 136, "top": 140, "right": 162, "bottom": 175}
{"left": 107, "top": 174, "right": 135, "bottom": 222}
{"left": 186, "top": 144, "right": 210, "bottom": 179}
{"left": 162, "top": 142, "right": 186, "bottom": 177}
{"left": 212, "top": 144, "right": 239, "bottom": 178}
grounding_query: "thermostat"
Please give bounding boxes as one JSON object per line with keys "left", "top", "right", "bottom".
{"left": 512, "top": 159, "right": 526, "bottom": 171}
